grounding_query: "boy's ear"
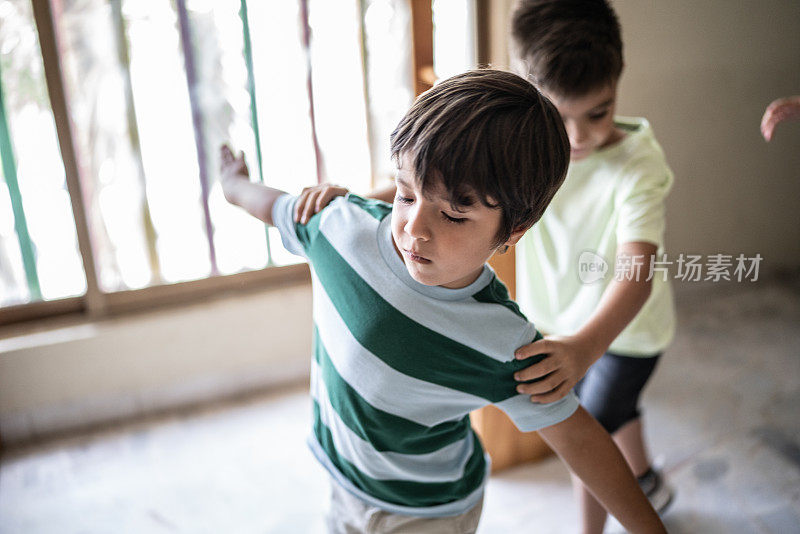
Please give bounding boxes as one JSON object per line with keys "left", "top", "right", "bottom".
{"left": 504, "top": 225, "right": 531, "bottom": 248}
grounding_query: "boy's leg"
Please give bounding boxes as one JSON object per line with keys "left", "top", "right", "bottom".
{"left": 613, "top": 417, "right": 649, "bottom": 476}
{"left": 571, "top": 352, "right": 663, "bottom": 533}
{"left": 571, "top": 472, "right": 609, "bottom": 534}
{"left": 570, "top": 418, "right": 652, "bottom": 534}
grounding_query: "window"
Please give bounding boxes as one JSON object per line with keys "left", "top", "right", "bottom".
{"left": 1, "top": 0, "right": 83, "bottom": 306}
{"left": 0, "top": 0, "right": 475, "bottom": 325}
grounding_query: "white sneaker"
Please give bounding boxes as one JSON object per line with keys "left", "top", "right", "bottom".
{"left": 638, "top": 468, "right": 674, "bottom": 514}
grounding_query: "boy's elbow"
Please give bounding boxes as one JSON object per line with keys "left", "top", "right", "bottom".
{"left": 257, "top": 202, "right": 276, "bottom": 226}
{"left": 639, "top": 278, "right": 653, "bottom": 300}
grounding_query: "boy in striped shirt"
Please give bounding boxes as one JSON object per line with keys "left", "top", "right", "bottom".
{"left": 220, "top": 70, "right": 664, "bottom": 533}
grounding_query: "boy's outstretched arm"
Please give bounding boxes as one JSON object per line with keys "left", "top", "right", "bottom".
{"left": 219, "top": 145, "right": 286, "bottom": 226}
{"left": 538, "top": 407, "right": 666, "bottom": 534}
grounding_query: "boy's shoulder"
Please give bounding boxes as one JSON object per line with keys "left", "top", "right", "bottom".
{"left": 472, "top": 273, "right": 528, "bottom": 322}
{"left": 340, "top": 193, "right": 392, "bottom": 221}
{"left": 580, "top": 117, "right": 672, "bottom": 194}
{"left": 300, "top": 193, "right": 390, "bottom": 240}
{"left": 611, "top": 117, "right": 670, "bottom": 171}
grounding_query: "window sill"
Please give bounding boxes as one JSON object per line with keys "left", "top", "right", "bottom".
{"left": 0, "top": 262, "right": 311, "bottom": 337}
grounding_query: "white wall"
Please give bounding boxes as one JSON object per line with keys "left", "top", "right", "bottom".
{"left": 0, "top": 283, "right": 312, "bottom": 444}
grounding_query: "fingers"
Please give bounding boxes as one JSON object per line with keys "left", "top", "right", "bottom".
{"left": 516, "top": 368, "right": 564, "bottom": 395}
{"left": 528, "top": 380, "right": 572, "bottom": 404}
{"left": 316, "top": 188, "right": 339, "bottom": 213}
{"left": 220, "top": 145, "right": 249, "bottom": 180}
{"left": 293, "top": 185, "right": 347, "bottom": 223}
{"left": 220, "top": 144, "right": 234, "bottom": 163}
{"left": 300, "top": 188, "right": 322, "bottom": 224}
{"left": 761, "top": 105, "right": 784, "bottom": 141}
{"left": 295, "top": 187, "right": 323, "bottom": 224}
{"left": 760, "top": 109, "right": 772, "bottom": 141}
{"left": 761, "top": 121, "right": 775, "bottom": 142}
{"left": 514, "top": 338, "right": 550, "bottom": 360}
{"left": 294, "top": 188, "right": 312, "bottom": 222}
{"left": 761, "top": 97, "right": 800, "bottom": 141}
{"left": 514, "top": 355, "right": 557, "bottom": 382}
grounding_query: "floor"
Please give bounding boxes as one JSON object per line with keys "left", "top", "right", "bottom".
{"left": 1, "top": 279, "right": 799, "bottom": 533}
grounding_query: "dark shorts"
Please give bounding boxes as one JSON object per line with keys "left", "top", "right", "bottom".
{"left": 574, "top": 351, "right": 661, "bottom": 434}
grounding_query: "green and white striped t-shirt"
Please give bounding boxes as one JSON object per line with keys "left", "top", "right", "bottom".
{"left": 272, "top": 193, "right": 579, "bottom": 517}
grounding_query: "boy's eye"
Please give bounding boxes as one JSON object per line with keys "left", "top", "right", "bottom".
{"left": 588, "top": 110, "right": 609, "bottom": 122}
{"left": 396, "top": 195, "right": 413, "bottom": 204}
{"left": 442, "top": 212, "right": 467, "bottom": 224}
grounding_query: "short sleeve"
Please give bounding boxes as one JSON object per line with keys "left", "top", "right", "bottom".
{"left": 490, "top": 324, "right": 580, "bottom": 432}
{"left": 615, "top": 166, "right": 674, "bottom": 248}
{"left": 272, "top": 194, "right": 309, "bottom": 258}
{"left": 493, "top": 391, "right": 580, "bottom": 432}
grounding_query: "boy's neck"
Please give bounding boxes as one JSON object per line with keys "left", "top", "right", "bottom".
{"left": 600, "top": 126, "right": 627, "bottom": 150}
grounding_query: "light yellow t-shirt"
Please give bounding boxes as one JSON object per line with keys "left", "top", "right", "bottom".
{"left": 516, "top": 117, "right": 675, "bottom": 356}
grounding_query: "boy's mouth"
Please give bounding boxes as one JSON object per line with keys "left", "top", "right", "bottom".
{"left": 570, "top": 146, "right": 591, "bottom": 158}
{"left": 403, "top": 248, "right": 431, "bottom": 264}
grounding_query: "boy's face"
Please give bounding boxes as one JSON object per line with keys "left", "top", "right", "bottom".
{"left": 541, "top": 82, "right": 621, "bottom": 161}
{"left": 390, "top": 155, "right": 525, "bottom": 289}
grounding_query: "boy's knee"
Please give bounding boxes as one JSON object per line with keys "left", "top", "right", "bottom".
{"left": 588, "top": 404, "right": 640, "bottom": 435}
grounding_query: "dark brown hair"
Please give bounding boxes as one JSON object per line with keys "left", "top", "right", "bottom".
{"left": 390, "top": 69, "right": 569, "bottom": 246}
{"left": 510, "top": 0, "right": 623, "bottom": 97}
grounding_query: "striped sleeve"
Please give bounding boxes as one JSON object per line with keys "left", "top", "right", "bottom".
{"left": 271, "top": 193, "right": 327, "bottom": 258}
{"left": 490, "top": 325, "right": 580, "bottom": 432}
{"left": 472, "top": 279, "right": 580, "bottom": 432}
{"left": 271, "top": 194, "right": 305, "bottom": 257}
{"left": 494, "top": 390, "right": 580, "bottom": 432}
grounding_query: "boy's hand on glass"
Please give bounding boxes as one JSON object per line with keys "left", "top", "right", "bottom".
{"left": 513, "top": 335, "right": 600, "bottom": 403}
{"left": 761, "top": 96, "right": 800, "bottom": 141}
{"left": 219, "top": 145, "right": 250, "bottom": 201}
{"left": 220, "top": 144, "right": 249, "bottom": 180}
{"left": 294, "top": 183, "right": 349, "bottom": 223}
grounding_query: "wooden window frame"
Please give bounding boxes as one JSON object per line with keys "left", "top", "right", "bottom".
{"left": 0, "top": 0, "right": 322, "bottom": 328}
{"left": 1, "top": 0, "right": 450, "bottom": 330}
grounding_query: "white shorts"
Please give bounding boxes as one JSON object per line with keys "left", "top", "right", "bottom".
{"left": 325, "top": 482, "right": 484, "bottom": 534}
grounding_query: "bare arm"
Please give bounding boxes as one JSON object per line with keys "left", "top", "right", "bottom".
{"left": 573, "top": 241, "right": 657, "bottom": 354}
{"left": 538, "top": 407, "right": 666, "bottom": 534}
{"left": 219, "top": 145, "right": 286, "bottom": 226}
{"left": 515, "top": 241, "right": 656, "bottom": 402}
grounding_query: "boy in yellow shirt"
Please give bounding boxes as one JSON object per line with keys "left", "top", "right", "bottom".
{"left": 508, "top": 1, "right": 675, "bottom": 532}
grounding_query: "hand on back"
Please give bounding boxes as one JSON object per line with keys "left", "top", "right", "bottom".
{"left": 513, "top": 335, "right": 602, "bottom": 403}
{"left": 294, "top": 184, "right": 350, "bottom": 223}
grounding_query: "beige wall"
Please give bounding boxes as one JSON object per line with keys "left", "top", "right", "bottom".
{"left": 489, "top": 0, "right": 800, "bottom": 268}
{"left": 0, "top": 284, "right": 312, "bottom": 444}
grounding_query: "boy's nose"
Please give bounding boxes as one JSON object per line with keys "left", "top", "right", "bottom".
{"left": 566, "top": 120, "right": 588, "bottom": 145}
{"left": 404, "top": 207, "right": 431, "bottom": 241}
